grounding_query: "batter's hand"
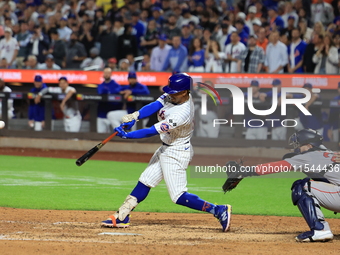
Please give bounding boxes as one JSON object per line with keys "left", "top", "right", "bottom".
{"left": 122, "top": 111, "right": 139, "bottom": 123}
{"left": 121, "top": 120, "right": 135, "bottom": 130}
{"left": 114, "top": 126, "right": 129, "bottom": 139}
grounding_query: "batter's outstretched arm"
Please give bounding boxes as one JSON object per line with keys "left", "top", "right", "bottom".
{"left": 114, "top": 125, "right": 158, "bottom": 139}
{"left": 138, "top": 101, "right": 163, "bottom": 119}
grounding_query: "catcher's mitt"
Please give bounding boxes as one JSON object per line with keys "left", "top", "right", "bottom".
{"left": 222, "top": 161, "right": 244, "bottom": 193}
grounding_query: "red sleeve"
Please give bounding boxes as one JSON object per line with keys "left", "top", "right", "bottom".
{"left": 255, "top": 160, "right": 293, "bottom": 175}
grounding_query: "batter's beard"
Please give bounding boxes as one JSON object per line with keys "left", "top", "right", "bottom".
{"left": 168, "top": 96, "right": 177, "bottom": 104}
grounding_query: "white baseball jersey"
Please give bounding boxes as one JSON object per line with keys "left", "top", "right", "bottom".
{"left": 0, "top": 37, "right": 19, "bottom": 63}
{"left": 138, "top": 93, "right": 194, "bottom": 203}
{"left": 153, "top": 93, "right": 194, "bottom": 146}
{"left": 224, "top": 42, "right": 246, "bottom": 73}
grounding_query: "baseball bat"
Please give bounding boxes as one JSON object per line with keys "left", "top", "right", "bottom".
{"left": 76, "top": 131, "right": 118, "bottom": 166}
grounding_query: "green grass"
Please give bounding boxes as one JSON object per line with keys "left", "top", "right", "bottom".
{"left": 0, "top": 155, "right": 338, "bottom": 218}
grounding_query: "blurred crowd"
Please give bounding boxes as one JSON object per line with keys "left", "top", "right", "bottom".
{"left": 0, "top": 0, "right": 339, "bottom": 73}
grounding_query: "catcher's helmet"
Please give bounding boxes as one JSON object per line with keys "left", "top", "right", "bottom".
{"left": 289, "top": 129, "right": 327, "bottom": 153}
{"left": 163, "top": 73, "right": 192, "bottom": 94}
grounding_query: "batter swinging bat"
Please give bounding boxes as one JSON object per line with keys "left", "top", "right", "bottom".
{"left": 76, "top": 131, "right": 118, "bottom": 166}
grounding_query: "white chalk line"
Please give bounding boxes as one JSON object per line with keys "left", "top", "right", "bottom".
{"left": 0, "top": 235, "right": 119, "bottom": 244}
{"left": 0, "top": 220, "right": 90, "bottom": 225}
{"left": 0, "top": 171, "right": 136, "bottom": 186}
{"left": 52, "top": 221, "right": 92, "bottom": 225}
{"left": 98, "top": 232, "right": 142, "bottom": 236}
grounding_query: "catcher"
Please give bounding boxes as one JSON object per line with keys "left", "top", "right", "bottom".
{"left": 223, "top": 129, "right": 340, "bottom": 242}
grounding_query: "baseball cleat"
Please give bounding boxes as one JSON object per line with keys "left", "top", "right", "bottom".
{"left": 214, "top": 204, "right": 232, "bottom": 232}
{"left": 101, "top": 215, "right": 130, "bottom": 228}
{"left": 295, "top": 230, "right": 333, "bottom": 242}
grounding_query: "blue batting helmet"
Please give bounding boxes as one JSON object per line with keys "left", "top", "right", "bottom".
{"left": 163, "top": 73, "right": 192, "bottom": 94}
{"left": 289, "top": 129, "right": 327, "bottom": 153}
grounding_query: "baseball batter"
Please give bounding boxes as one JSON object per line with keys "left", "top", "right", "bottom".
{"left": 35, "top": 77, "right": 81, "bottom": 132}
{"left": 224, "top": 129, "right": 340, "bottom": 242}
{"left": 101, "top": 73, "right": 231, "bottom": 231}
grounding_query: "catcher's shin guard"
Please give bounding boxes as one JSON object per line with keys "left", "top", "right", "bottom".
{"left": 291, "top": 178, "right": 324, "bottom": 231}
{"left": 115, "top": 195, "right": 138, "bottom": 221}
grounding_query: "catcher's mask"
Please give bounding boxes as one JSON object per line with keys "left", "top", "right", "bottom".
{"left": 289, "top": 129, "right": 327, "bottom": 154}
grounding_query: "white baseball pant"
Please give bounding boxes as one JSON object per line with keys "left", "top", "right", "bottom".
{"left": 34, "top": 121, "right": 43, "bottom": 131}
{"left": 64, "top": 112, "right": 82, "bottom": 132}
{"left": 304, "top": 181, "right": 340, "bottom": 231}
{"left": 139, "top": 143, "right": 193, "bottom": 203}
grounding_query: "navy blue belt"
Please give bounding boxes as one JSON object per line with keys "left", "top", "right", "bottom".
{"left": 163, "top": 141, "right": 189, "bottom": 146}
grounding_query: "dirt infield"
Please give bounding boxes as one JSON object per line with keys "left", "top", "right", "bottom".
{"left": 1, "top": 147, "right": 340, "bottom": 254}
{"left": 1, "top": 208, "right": 340, "bottom": 255}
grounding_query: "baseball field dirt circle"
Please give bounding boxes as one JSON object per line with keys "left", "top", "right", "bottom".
{"left": 1, "top": 208, "right": 340, "bottom": 255}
